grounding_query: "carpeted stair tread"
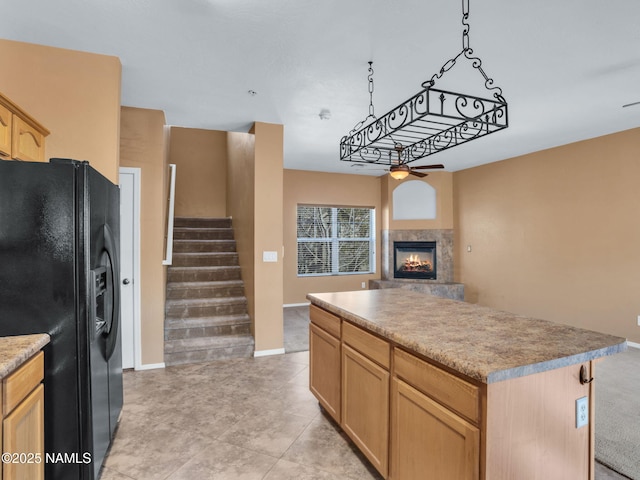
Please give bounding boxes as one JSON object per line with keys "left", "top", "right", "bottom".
{"left": 173, "top": 228, "right": 234, "bottom": 240}
{"left": 165, "top": 333, "right": 254, "bottom": 354}
{"left": 167, "top": 266, "right": 242, "bottom": 282}
{"left": 172, "top": 252, "right": 238, "bottom": 266}
{"left": 167, "top": 279, "right": 244, "bottom": 288}
{"left": 173, "top": 217, "right": 232, "bottom": 228}
{"left": 165, "top": 296, "right": 248, "bottom": 307}
{"left": 166, "top": 280, "right": 245, "bottom": 300}
{"left": 168, "top": 265, "right": 241, "bottom": 272}
{"left": 165, "top": 314, "right": 250, "bottom": 330}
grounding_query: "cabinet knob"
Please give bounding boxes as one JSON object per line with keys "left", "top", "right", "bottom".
{"left": 122, "top": 278, "right": 131, "bottom": 285}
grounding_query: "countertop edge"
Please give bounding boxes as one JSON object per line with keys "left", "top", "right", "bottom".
{"left": 485, "top": 342, "right": 628, "bottom": 384}
{"left": 0, "top": 334, "right": 51, "bottom": 379}
{"left": 307, "top": 292, "right": 628, "bottom": 384}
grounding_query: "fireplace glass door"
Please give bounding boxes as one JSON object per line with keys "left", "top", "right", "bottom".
{"left": 393, "top": 241, "right": 436, "bottom": 279}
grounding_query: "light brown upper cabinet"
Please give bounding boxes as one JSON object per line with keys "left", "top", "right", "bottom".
{"left": 0, "top": 92, "right": 49, "bottom": 162}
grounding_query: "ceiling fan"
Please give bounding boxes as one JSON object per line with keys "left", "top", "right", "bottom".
{"left": 388, "top": 144, "right": 444, "bottom": 180}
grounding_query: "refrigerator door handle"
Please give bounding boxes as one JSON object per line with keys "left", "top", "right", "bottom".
{"left": 103, "top": 223, "right": 121, "bottom": 360}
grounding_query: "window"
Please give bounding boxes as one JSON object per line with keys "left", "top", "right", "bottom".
{"left": 297, "top": 206, "right": 375, "bottom": 276}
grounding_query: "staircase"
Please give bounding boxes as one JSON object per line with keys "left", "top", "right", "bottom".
{"left": 164, "top": 217, "right": 254, "bottom": 366}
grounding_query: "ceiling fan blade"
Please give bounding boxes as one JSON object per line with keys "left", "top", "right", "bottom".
{"left": 411, "top": 164, "right": 445, "bottom": 170}
{"left": 409, "top": 170, "right": 428, "bottom": 178}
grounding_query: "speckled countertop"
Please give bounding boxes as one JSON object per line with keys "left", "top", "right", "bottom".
{"left": 307, "top": 289, "right": 627, "bottom": 384}
{"left": 0, "top": 334, "right": 50, "bottom": 379}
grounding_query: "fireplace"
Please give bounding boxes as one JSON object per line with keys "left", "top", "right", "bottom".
{"left": 393, "top": 241, "right": 437, "bottom": 280}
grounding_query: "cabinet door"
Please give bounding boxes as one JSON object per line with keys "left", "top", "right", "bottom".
{"left": 342, "top": 344, "right": 389, "bottom": 477}
{"left": 12, "top": 116, "right": 45, "bottom": 162}
{"left": 0, "top": 104, "right": 11, "bottom": 158}
{"left": 3, "top": 383, "right": 45, "bottom": 480}
{"left": 390, "top": 378, "right": 479, "bottom": 480}
{"left": 309, "top": 323, "right": 341, "bottom": 422}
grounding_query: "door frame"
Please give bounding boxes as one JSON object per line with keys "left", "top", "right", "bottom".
{"left": 119, "top": 167, "right": 142, "bottom": 370}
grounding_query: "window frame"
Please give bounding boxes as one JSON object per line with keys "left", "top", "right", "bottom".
{"left": 296, "top": 205, "right": 376, "bottom": 277}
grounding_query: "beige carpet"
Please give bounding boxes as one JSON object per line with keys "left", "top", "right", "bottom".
{"left": 595, "top": 346, "right": 640, "bottom": 479}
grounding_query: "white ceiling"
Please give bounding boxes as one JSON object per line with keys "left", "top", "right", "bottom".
{"left": 4, "top": 0, "right": 640, "bottom": 174}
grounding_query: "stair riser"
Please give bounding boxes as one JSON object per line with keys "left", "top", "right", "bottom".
{"left": 166, "top": 302, "right": 248, "bottom": 318}
{"left": 167, "top": 269, "right": 241, "bottom": 282}
{"left": 164, "top": 343, "right": 254, "bottom": 366}
{"left": 173, "top": 218, "right": 232, "bottom": 229}
{"left": 171, "top": 254, "right": 239, "bottom": 267}
{"left": 165, "top": 323, "right": 251, "bottom": 341}
{"left": 173, "top": 241, "right": 236, "bottom": 253}
{"left": 173, "top": 230, "right": 234, "bottom": 240}
{"left": 166, "top": 285, "right": 246, "bottom": 300}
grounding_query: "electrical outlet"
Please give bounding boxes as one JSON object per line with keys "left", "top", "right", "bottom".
{"left": 361, "top": 282, "right": 366, "bottom": 289}
{"left": 637, "top": 315, "right": 640, "bottom": 326}
{"left": 576, "top": 396, "right": 589, "bottom": 428}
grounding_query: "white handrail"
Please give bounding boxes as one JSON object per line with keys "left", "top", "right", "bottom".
{"left": 162, "top": 163, "right": 177, "bottom": 265}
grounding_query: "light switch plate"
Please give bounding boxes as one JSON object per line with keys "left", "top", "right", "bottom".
{"left": 263, "top": 251, "right": 278, "bottom": 262}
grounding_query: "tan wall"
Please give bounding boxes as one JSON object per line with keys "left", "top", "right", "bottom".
{"left": 168, "top": 127, "right": 227, "bottom": 217}
{"left": 119, "top": 107, "right": 168, "bottom": 365}
{"left": 227, "top": 124, "right": 285, "bottom": 352}
{"left": 226, "top": 131, "right": 257, "bottom": 338}
{"left": 0, "top": 39, "right": 121, "bottom": 183}
{"left": 382, "top": 171, "right": 454, "bottom": 230}
{"left": 283, "top": 170, "right": 382, "bottom": 304}
{"left": 453, "top": 128, "right": 640, "bottom": 343}
{"left": 252, "top": 123, "right": 284, "bottom": 352}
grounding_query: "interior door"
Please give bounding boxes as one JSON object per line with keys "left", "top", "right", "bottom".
{"left": 119, "top": 168, "right": 140, "bottom": 369}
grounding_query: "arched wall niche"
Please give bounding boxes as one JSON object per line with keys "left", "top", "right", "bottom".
{"left": 392, "top": 180, "right": 436, "bottom": 220}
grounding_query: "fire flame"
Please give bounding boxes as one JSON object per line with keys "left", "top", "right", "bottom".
{"left": 402, "top": 254, "right": 432, "bottom": 271}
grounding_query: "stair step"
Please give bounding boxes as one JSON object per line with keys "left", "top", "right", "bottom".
{"left": 173, "top": 217, "right": 232, "bottom": 229}
{"left": 167, "top": 266, "right": 241, "bottom": 282}
{"left": 165, "top": 217, "right": 253, "bottom": 367}
{"left": 166, "top": 280, "right": 245, "bottom": 299}
{"left": 165, "top": 296, "right": 248, "bottom": 318}
{"left": 171, "top": 252, "right": 239, "bottom": 267}
{"left": 165, "top": 314, "right": 251, "bottom": 340}
{"left": 164, "top": 334, "right": 255, "bottom": 366}
{"left": 173, "top": 239, "right": 237, "bottom": 253}
{"left": 173, "top": 228, "right": 234, "bottom": 241}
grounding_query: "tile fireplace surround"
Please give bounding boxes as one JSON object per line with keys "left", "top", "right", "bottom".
{"left": 369, "top": 229, "right": 464, "bottom": 301}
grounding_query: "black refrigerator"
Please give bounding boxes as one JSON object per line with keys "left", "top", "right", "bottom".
{"left": 0, "top": 158, "right": 123, "bottom": 480}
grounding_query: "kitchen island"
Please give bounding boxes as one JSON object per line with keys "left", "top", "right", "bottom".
{"left": 307, "top": 289, "right": 626, "bottom": 480}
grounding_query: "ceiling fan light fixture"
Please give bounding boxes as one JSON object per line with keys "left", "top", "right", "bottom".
{"left": 389, "top": 165, "right": 410, "bottom": 180}
{"left": 339, "top": 0, "right": 508, "bottom": 168}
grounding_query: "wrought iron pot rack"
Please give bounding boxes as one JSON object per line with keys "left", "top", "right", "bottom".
{"left": 340, "top": 0, "right": 508, "bottom": 166}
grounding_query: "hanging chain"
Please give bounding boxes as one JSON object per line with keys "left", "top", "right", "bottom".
{"left": 367, "top": 61, "right": 376, "bottom": 119}
{"left": 424, "top": 0, "right": 504, "bottom": 101}
{"left": 348, "top": 61, "right": 378, "bottom": 135}
{"left": 461, "top": 0, "right": 470, "bottom": 51}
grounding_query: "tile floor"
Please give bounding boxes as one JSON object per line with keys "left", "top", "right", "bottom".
{"left": 101, "top": 351, "right": 382, "bottom": 480}
{"left": 101, "top": 307, "right": 630, "bottom": 480}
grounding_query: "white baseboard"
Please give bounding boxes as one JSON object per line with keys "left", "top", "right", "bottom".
{"left": 627, "top": 341, "right": 640, "bottom": 349}
{"left": 254, "top": 348, "right": 286, "bottom": 358}
{"left": 284, "top": 302, "right": 310, "bottom": 308}
{"left": 135, "top": 362, "right": 166, "bottom": 371}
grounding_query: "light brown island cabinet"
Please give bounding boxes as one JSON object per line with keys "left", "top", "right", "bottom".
{"left": 2, "top": 351, "right": 45, "bottom": 480}
{"left": 309, "top": 305, "right": 342, "bottom": 423}
{"left": 0, "top": 92, "right": 49, "bottom": 162}
{"left": 307, "top": 289, "right": 626, "bottom": 480}
{"left": 391, "top": 348, "right": 480, "bottom": 480}
{"left": 341, "top": 322, "right": 390, "bottom": 477}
